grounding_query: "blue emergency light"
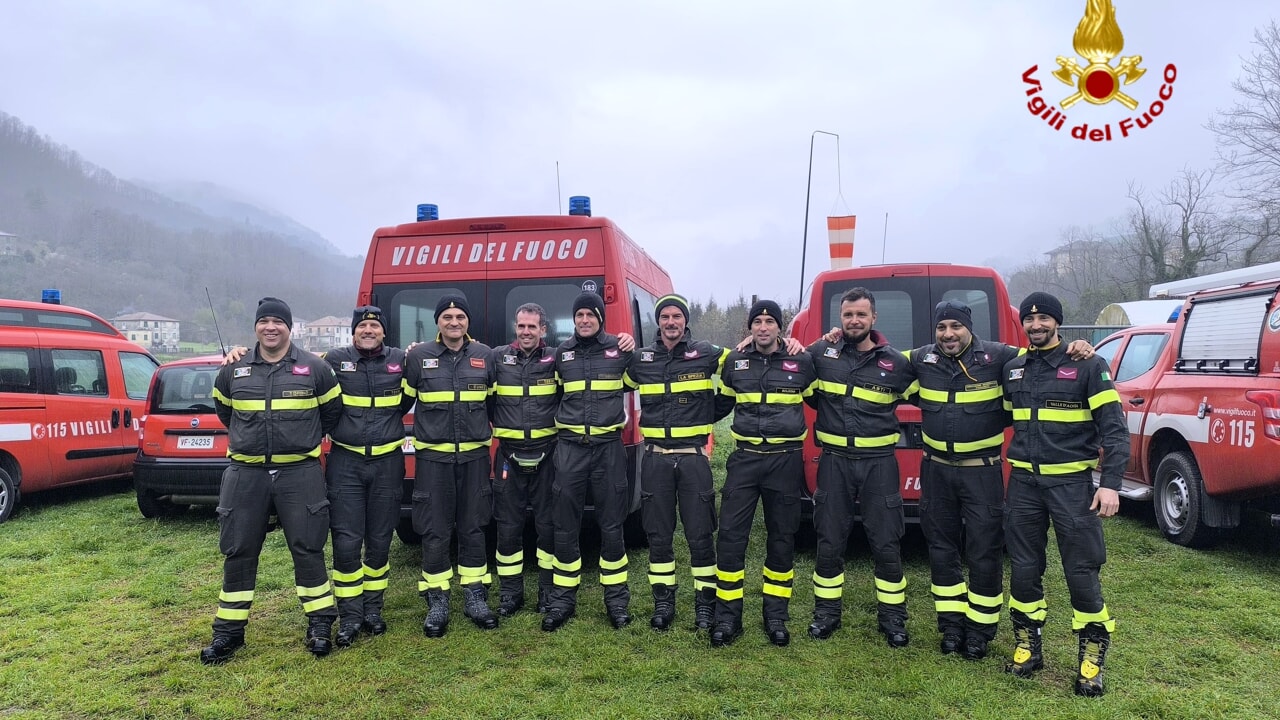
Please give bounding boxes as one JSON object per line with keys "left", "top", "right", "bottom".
{"left": 417, "top": 204, "right": 439, "bottom": 221}
{"left": 41, "top": 289, "right": 61, "bottom": 305}
{"left": 569, "top": 196, "right": 591, "bottom": 217}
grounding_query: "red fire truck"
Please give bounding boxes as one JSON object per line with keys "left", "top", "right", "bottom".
{"left": 357, "top": 197, "right": 673, "bottom": 542}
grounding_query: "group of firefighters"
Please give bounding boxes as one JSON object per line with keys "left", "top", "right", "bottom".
{"left": 201, "top": 286, "right": 1128, "bottom": 698}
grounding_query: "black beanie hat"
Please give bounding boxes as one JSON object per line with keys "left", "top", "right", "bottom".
{"left": 352, "top": 305, "right": 386, "bottom": 333}
{"left": 933, "top": 300, "right": 973, "bottom": 333}
{"left": 747, "top": 299, "right": 783, "bottom": 327}
{"left": 1019, "top": 292, "right": 1064, "bottom": 325}
{"left": 654, "top": 293, "right": 691, "bottom": 323}
{"left": 255, "top": 297, "right": 292, "bottom": 328}
{"left": 434, "top": 294, "right": 470, "bottom": 323}
{"left": 572, "top": 291, "right": 605, "bottom": 325}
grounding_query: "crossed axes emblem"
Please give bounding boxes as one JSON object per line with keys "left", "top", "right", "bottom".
{"left": 1052, "top": 55, "right": 1146, "bottom": 110}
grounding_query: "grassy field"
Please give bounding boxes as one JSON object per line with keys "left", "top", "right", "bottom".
{"left": 3, "top": 430, "right": 1280, "bottom": 719}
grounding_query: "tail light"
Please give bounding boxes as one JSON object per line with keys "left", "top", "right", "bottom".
{"left": 137, "top": 414, "right": 147, "bottom": 442}
{"left": 1245, "top": 391, "right": 1280, "bottom": 439}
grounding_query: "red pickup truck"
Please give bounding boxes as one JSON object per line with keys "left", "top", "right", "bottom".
{"left": 1094, "top": 268, "right": 1280, "bottom": 547}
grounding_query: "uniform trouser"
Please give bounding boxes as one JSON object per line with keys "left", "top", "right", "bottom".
{"left": 640, "top": 447, "right": 717, "bottom": 592}
{"left": 413, "top": 454, "right": 493, "bottom": 593}
{"left": 212, "top": 461, "right": 336, "bottom": 637}
{"left": 326, "top": 447, "right": 404, "bottom": 625}
{"left": 812, "top": 452, "right": 906, "bottom": 634}
{"left": 547, "top": 439, "right": 630, "bottom": 614}
{"left": 495, "top": 441, "right": 556, "bottom": 593}
{"left": 1005, "top": 472, "right": 1114, "bottom": 633}
{"left": 920, "top": 457, "right": 1005, "bottom": 641}
{"left": 714, "top": 448, "right": 803, "bottom": 627}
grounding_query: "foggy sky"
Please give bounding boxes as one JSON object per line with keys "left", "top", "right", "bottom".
{"left": 2, "top": 1, "right": 1275, "bottom": 307}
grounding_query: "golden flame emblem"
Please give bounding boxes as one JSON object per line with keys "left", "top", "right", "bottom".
{"left": 1051, "top": 0, "right": 1145, "bottom": 110}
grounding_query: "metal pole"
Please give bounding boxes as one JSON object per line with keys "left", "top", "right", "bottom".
{"left": 799, "top": 130, "right": 839, "bottom": 307}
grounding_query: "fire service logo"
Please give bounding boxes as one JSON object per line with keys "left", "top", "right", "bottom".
{"left": 1021, "top": 0, "right": 1176, "bottom": 141}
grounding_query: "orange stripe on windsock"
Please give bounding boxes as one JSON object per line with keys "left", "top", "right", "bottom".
{"left": 827, "top": 215, "right": 856, "bottom": 268}
{"left": 827, "top": 216, "right": 856, "bottom": 231}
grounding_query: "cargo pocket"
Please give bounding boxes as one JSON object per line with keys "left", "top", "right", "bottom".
{"left": 216, "top": 506, "right": 237, "bottom": 556}
{"left": 698, "top": 489, "right": 718, "bottom": 531}
{"left": 411, "top": 490, "right": 431, "bottom": 535}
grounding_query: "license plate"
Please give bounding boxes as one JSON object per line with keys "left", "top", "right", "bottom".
{"left": 177, "top": 436, "right": 215, "bottom": 450}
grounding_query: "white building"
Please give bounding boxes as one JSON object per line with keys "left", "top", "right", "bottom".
{"left": 303, "top": 315, "right": 352, "bottom": 352}
{"left": 112, "top": 312, "right": 181, "bottom": 353}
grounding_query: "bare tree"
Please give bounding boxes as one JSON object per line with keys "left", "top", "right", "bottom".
{"left": 1209, "top": 21, "right": 1280, "bottom": 210}
{"left": 1115, "top": 169, "right": 1227, "bottom": 289}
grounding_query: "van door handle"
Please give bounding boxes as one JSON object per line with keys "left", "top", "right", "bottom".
{"left": 1128, "top": 397, "right": 1145, "bottom": 406}
{"left": 111, "top": 408, "right": 120, "bottom": 428}
{"left": 124, "top": 409, "right": 133, "bottom": 427}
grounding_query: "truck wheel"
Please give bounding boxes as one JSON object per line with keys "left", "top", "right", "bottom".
{"left": 136, "top": 488, "right": 181, "bottom": 519}
{"left": 0, "top": 468, "right": 16, "bottom": 523}
{"left": 1153, "top": 452, "right": 1218, "bottom": 548}
{"left": 396, "top": 518, "right": 422, "bottom": 545}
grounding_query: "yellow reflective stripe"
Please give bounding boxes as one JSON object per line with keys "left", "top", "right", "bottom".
{"left": 332, "top": 438, "right": 404, "bottom": 456}
{"left": 272, "top": 398, "right": 319, "bottom": 411}
{"left": 333, "top": 585, "right": 363, "bottom": 598}
{"left": 537, "top": 548, "right": 554, "bottom": 568}
{"left": 412, "top": 440, "right": 491, "bottom": 452}
{"left": 422, "top": 569, "right": 454, "bottom": 584}
{"left": 717, "top": 568, "right": 745, "bottom": 583}
{"left": 717, "top": 587, "right": 744, "bottom": 601}
{"left": 554, "top": 421, "right": 625, "bottom": 435}
{"left": 720, "top": 385, "right": 737, "bottom": 397}
{"left": 418, "top": 390, "right": 487, "bottom": 402}
{"left": 1010, "top": 597, "right": 1047, "bottom": 621}
{"left": 1072, "top": 605, "right": 1116, "bottom": 632}
{"left": 922, "top": 431, "right": 1004, "bottom": 453}
{"left": 1089, "top": 388, "right": 1120, "bottom": 409}
{"left": 301, "top": 596, "right": 336, "bottom": 612}
{"left": 812, "top": 572, "right": 844, "bottom": 588}
{"left": 1008, "top": 458, "right": 1098, "bottom": 474}
{"left": 903, "top": 379, "right": 920, "bottom": 398}
{"left": 341, "top": 393, "right": 402, "bottom": 407}
{"left": 495, "top": 383, "right": 557, "bottom": 396}
{"left": 562, "top": 380, "right": 586, "bottom": 392}
{"left": 690, "top": 565, "right": 715, "bottom": 580}
{"left": 230, "top": 398, "right": 266, "bottom": 411}
{"left": 957, "top": 386, "right": 1003, "bottom": 403}
{"left": 730, "top": 431, "right": 807, "bottom": 444}
{"left": 297, "top": 582, "right": 332, "bottom": 597}
{"left": 363, "top": 563, "right": 389, "bottom": 579}
{"left": 935, "top": 599, "right": 969, "bottom": 613}
{"left": 213, "top": 387, "right": 232, "bottom": 406}
{"left": 562, "top": 379, "right": 624, "bottom": 392}
{"left": 649, "top": 561, "right": 676, "bottom": 574}
{"left": 815, "top": 430, "right": 898, "bottom": 448}
{"left": 458, "top": 565, "right": 491, "bottom": 583}
{"left": 763, "top": 566, "right": 794, "bottom": 581}
{"left": 918, "top": 387, "right": 948, "bottom": 403}
{"left": 400, "top": 380, "right": 417, "bottom": 399}
{"left": 931, "top": 582, "right": 965, "bottom": 597}
{"left": 762, "top": 583, "right": 793, "bottom": 598}
{"left": 875, "top": 576, "right": 907, "bottom": 604}
{"left": 600, "top": 570, "right": 628, "bottom": 585}
{"left": 852, "top": 386, "right": 897, "bottom": 404}
{"left": 1039, "top": 408, "right": 1093, "bottom": 422}
{"left": 332, "top": 568, "right": 363, "bottom": 583}
{"left": 495, "top": 550, "right": 523, "bottom": 565}
{"left": 216, "top": 608, "right": 250, "bottom": 620}
{"left": 599, "top": 556, "right": 629, "bottom": 571}
{"left": 555, "top": 557, "right": 582, "bottom": 573}
{"left": 640, "top": 424, "right": 713, "bottom": 438}
{"left": 736, "top": 392, "right": 762, "bottom": 403}
{"left": 968, "top": 591, "right": 1004, "bottom": 625}
{"left": 317, "top": 385, "right": 340, "bottom": 404}
{"left": 363, "top": 577, "right": 389, "bottom": 592}
{"left": 219, "top": 590, "right": 254, "bottom": 603}
{"left": 814, "top": 586, "right": 843, "bottom": 599}
{"left": 553, "top": 575, "right": 581, "bottom": 587}
{"left": 636, "top": 384, "right": 665, "bottom": 395}
{"left": 670, "top": 379, "right": 714, "bottom": 393}
{"left": 767, "top": 393, "right": 804, "bottom": 404}
{"left": 229, "top": 446, "right": 322, "bottom": 464}
{"left": 493, "top": 426, "right": 557, "bottom": 439}
{"left": 419, "top": 391, "right": 455, "bottom": 402}
{"left": 816, "top": 379, "right": 847, "bottom": 395}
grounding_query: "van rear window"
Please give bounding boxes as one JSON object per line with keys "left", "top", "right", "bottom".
{"left": 823, "top": 276, "right": 998, "bottom": 350}
{"left": 152, "top": 365, "right": 220, "bottom": 414}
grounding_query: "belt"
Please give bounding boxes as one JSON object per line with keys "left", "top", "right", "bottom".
{"left": 737, "top": 445, "right": 799, "bottom": 455}
{"left": 923, "top": 453, "right": 1001, "bottom": 468}
{"left": 645, "top": 444, "right": 702, "bottom": 455}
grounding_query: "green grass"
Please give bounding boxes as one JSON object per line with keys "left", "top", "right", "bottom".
{"left": 2, "top": 426, "right": 1280, "bottom": 719}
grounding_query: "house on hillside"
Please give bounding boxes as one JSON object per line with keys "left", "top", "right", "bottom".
{"left": 0, "top": 231, "right": 18, "bottom": 256}
{"left": 112, "top": 312, "right": 181, "bottom": 353}
{"left": 302, "top": 315, "right": 352, "bottom": 352}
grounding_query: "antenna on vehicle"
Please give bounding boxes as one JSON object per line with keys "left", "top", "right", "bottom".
{"left": 556, "top": 161, "right": 563, "bottom": 215}
{"left": 205, "top": 288, "right": 227, "bottom": 357}
{"left": 881, "top": 212, "right": 889, "bottom": 264}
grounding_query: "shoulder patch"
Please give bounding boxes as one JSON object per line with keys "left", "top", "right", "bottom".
{"left": 734, "top": 359, "right": 750, "bottom": 371}
{"left": 339, "top": 361, "right": 357, "bottom": 372}
{"left": 1101, "top": 370, "right": 1111, "bottom": 382}
{"left": 233, "top": 367, "right": 251, "bottom": 378}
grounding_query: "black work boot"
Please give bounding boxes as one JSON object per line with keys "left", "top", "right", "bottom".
{"left": 537, "top": 569, "right": 553, "bottom": 613}
{"left": 497, "top": 576, "right": 525, "bottom": 618}
{"left": 608, "top": 605, "right": 633, "bottom": 629}
{"left": 764, "top": 618, "right": 790, "bottom": 647}
{"left": 361, "top": 613, "right": 387, "bottom": 636}
{"left": 881, "top": 617, "right": 909, "bottom": 648}
{"left": 962, "top": 632, "right": 990, "bottom": 661}
{"left": 305, "top": 617, "right": 334, "bottom": 657}
{"left": 709, "top": 620, "right": 743, "bottom": 648}
{"left": 1074, "top": 625, "right": 1111, "bottom": 697}
{"left": 463, "top": 584, "right": 499, "bottom": 630}
{"left": 541, "top": 606, "right": 575, "bottom": 632}
{"left": 808, "top": 598, "right": 842, "bottom": 640}
{"left": 940, "top": 626, "right": 963, "bottom": 655}
{"left": 335, "top": 621, "right": 362, "bottom": 648}
{"left": 1005, "top": 622, "right": 1044, "bottom": 678}
{"left": 693, "top": 588, "right": 716, "bottom": 630}
{"left": 423, "top": 589, "right": 450, "bottom": 638}
{"left": 650, "top": 585, "right": 676, "bottom": 631}
{"left": 199, "top": 633, "right": 244, "bottom": 665}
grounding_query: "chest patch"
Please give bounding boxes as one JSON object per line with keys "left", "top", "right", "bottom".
{"left": 862, "top": 383, "right": 892, "bottom": 395}
{"left": 561, "top": 351, "right": 575, "bottom": 362}
{"left": 877, "top": 359, "right": 895, "bottom": 371}
{"left": 1008, "top": 368, "right": 1024, "bottom": 381}
{"left": 470, "top": 358, "right": 486, "bottom": 368}
{"left": 964, "top": 380, "right": 998, "bottom": 392}
{"left": 605, "top": 348, "right": 619, "bottom": 359}
{"left": 503, "top": 354, "right": 517, "bottom": 365}
{"left": 684, "top": 350, "right": 699, "bottom": 359}
{"left": 640, "top": 351, "right": 655, "bottom": 362}
{"left": 233, "top": 367, "right": 251, "bottom": 378}
{"left": 823, "top": 347, "right": 840, "bottom": 359}
{"left": 678, "top": 372, "right": 706, "bottom": 382}
{"left": 468, "top": 384, "right": 486, "bottom": 392}
{"left": 423, "top": 358, "right": 439, "bottom": 369}
{"left": 339, "top": 361, "right": 357, "bottom": 372}
{"left": 539, "top": 354, "right": 555, "bottom": 363}
{"left": 1057, "top": 367, "right": 1078, "bottom": 380}
{"left": 782, "top": 360, "right": 799, "bottom": 373}
{"left": 387, "top": 363, "right": 401, "bottom": 373}
{"left": 291, "top": 365, "right": 311, "bottom": 376}
{"left": 536, "top": 378, "right": 557, "bottom": 386}
{"left": 282, "top": 389, "right": 313, "bottom": 398}
{"left": 734, "top": 359, "right": 750, "bottom": 371}
{"left": 1045, "top": 399, "right": 1083, "bottom": 410}
{"left": 922, "top": 353, "right": 939, "bottom": 364}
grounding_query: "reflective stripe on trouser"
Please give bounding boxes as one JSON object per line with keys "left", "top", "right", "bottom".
{"left": 547, "top": 440, "right": 630, "bottom": 613}
{"left": 920, "top": 457, "right": 1005, "bottom": 640}
{"left": 413, "top": 454, "right": 493, "bottom": 594}
{"left": 494, "top": 441, "right": 556, "bottom": 588}
{"left": 1005, "top": 472, "right": 1114, "bottom": 633}
{"left": 212, "top": 461, "right": 336, "bottom": 635}
{"left": 714, "top": 448, "right": 803, "bottom": 625}
{"left": 326, "top": 447, "right": 404, "bottom": 623}
{"left": 640, "top": 449, "right": 717, "bottom": 589}
{"left": 813, "top": 452, "right": 907, "bottom": 634}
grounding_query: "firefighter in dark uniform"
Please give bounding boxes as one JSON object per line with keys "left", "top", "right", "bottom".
{"left": 710, "top": 299, "right": 816, "bottom": 648}
{"left": 402, "top": 294, "right": 499, "bottom": 637}
{"left": 542, "top": 291, "right": 635, "bottom": 632}
{"left": 623, "top": 293, "right": 728, "bottom": 632}
{"left": 321, "top": 306, "right": 415, "bottom": 646}
{"left": 1002, "top": 292, "right": 1127, "bottom": 697}
{"left": 200, "top": 297, "right": 343, "bottom": 665}
{"left": 489, "top": 302, "right": 561, "bottom": 617}
{"left": 806, "top": 287, "right": 916, "bottom": 649}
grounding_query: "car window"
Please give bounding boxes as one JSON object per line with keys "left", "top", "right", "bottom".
{"left": 152, "top": 365, "right": 220, "bottom": 413}
{"left": 52, "top": 349, "right": 108, "bottom": 396}
{"left": 1094, "top": 337, "right": 1122, "bottom": 370}
{"left": 1116, "top": 333, "right": 1169, "bottom": 382}
{"left": 0, "top": 348, "right": 37, "bottom": 393}
{"left": 120, "top": 352, "right": 158, "bottom": 400}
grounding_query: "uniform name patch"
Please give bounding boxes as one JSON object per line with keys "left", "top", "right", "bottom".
{"left": 387, "top": 364, "right": 401, "bottom": 373}
{"left": 503, "top": 354, "right": 517, "bottom": 365}
{"left": 605, "top": 348, "right": 619, "bottom": 358}
{"left": 863, "top": 383, "right": 891, "bottom": 395}
{"left": 782, "top": 361, "right": 799, "bottom": 372}
{"left": 233, "top": 367, "right": 252, "bottom": 378}
{"left": 776, "top": 387, "right": 800, "bottom": 394}
{"left": 964, "top": 380, "right": 998, "bottom": 391}
{"left": 470, "top": 358, "right": 486, "bottom": 368}
{"left": 734, "top": 359, "right": 750, "bottom": 370}
{"left": 922, "top": 353, "right": 939, "bottom": 364}
{"left": 1009, "top": 368, "right": 1024, "bottom": 380}
{"left": 282, "top": 389, "right": 313, "bottom": 398}
{"left": 823, "top": 347, "right": 840, "bottom": 358}
{"left": 598, "top": 373, "right": 621, "bottom": 380}
{"left": 640, "top": 351, "right": 655, "bottom": 362}
{"left": 291, "top": 366, "right": 311, "bottom": 376}
{"left": 424, "top": 359, "right": 439, "bottom": 369}
{"left": 562, "top": 351, "right": 575, "bottom": 362}
{"left": 536, "top": 378, "right": 557, "bottom": 386}
{"left": 468, "top": 384, "right": 486, "bottom": 391}
{"left": 678, "top": 372, "right": 706, "bottom": 382}
{"left": 1057, "top": 367, "right": 1078, "bottom": 380}
{"left": 1045, "top": 399, "right": 1082, "bottom": 410}
{"left": 339, "top": 361, "right": 357, "bottom": 372}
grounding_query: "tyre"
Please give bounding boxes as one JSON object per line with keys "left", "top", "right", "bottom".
{"left": 623, "top": 509, "right": 649, "bottom": 548}
{"left": 0, "top": 467, "right": 16, "bottom": 523}
{"left": 136, "top": 487, "right": 181, "bottom": 519}
{"left": 396, "top": 518, "right": 422, "bottom": 545}
{"left": 1153, "top": 451, "right": 1218, "bottom": 548}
